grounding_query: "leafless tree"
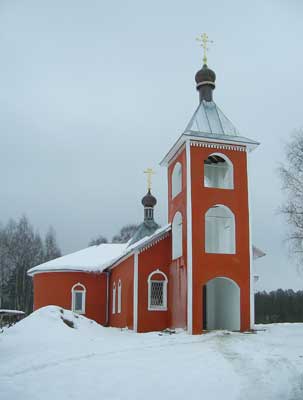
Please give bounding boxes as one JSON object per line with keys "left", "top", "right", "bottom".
{"left": 112, "top": 224, "right": 139, "bottom": 243}
{"left": 88, "top": 235, "right": 108, "bottom": 246}
{"left": 279, "top": 129, "right": 303, "bottom": 265}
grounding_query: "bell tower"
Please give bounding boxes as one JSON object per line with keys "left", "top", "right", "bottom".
{"left": 161, "top": 36, "right": 259, "bottom": 334}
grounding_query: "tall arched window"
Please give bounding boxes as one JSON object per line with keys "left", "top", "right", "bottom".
{"left": 204, "top": 153, "right": 234, "bottom": 189}
{"left": 148, "top": 269, "right": 168, "bottom": 311}
{"left": 172, "top": 162, "right": 182, "bottom": 198}
{"left": 205, "top": 205, "right": 236, "bottom": 254}
{"left": 117, "top": 280, "right": 122, "bottom": 314}
{"left": 71, "top": 283, "right": 86, "bottom": 314}
{"left": 112, "top": 282, "right": 116, "bottom": 314}
{"left": 172, "top": 211, "right": 183, "bottom": 259}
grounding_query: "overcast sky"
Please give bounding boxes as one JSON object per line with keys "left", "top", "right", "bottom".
{"left": 0, "top": 0, "right": 303, "bottom": 291}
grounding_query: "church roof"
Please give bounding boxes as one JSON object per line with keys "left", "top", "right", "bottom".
{"left": 128, "top": 220, "right": 160, "bottom": 246}
{"left": 184, "top": 100, "right": 239, "bottom": 137}
{"left": 27, "top": 243, "right": 128, "bottom": 275}
{"left": 28, "top": 224, "right": 171, "bottom": 276}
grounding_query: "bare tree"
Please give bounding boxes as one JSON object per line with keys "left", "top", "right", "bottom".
{"left": 44, "top": 227, "right": 61, "bottom": 261}
{"left": 112, "top": 224, "right": 139, "bottom": 243}
{"left": 279, "top": 130, "right": 303, "bottom": 264}
{"left": 88, "top": 235, "right": 108, "bottom": 246}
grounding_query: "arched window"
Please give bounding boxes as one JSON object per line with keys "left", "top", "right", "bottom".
{"left": 172, "top": 211, "right": 183, "bottom": 259}
{"left": 112, "top": 282, "right": 116, "bottom": 314}
{"left": 148, "top": 269, "right": 168, "bottom": 311}
{"left": 204, "top": 153, "right": 234, "bottom": 189}
{"left": 172, "top": 162, "right": 182, "bottom": 198}
{"left": 205, "top": 205, "right": 236, "bottom": 254}
{"left": 117, "top": 280, "right": 122, "bottom": 314}
{"left": 71, "top": 283, "right": 86, "bottom": 314}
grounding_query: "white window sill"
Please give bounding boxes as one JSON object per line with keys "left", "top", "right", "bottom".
{"left": 148, "top": 307, "right": 167, "bottom": 312}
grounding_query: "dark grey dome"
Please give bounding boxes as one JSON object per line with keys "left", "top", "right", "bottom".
{"left": 141, "top": 189, "right": 157, "bottom": 207}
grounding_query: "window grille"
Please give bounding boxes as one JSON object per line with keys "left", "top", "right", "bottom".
{"left": 147, "top": 269, "right": 168, "bottom": 311}
{"left": 150, "top": 281, "right": 164, "bottom": 307}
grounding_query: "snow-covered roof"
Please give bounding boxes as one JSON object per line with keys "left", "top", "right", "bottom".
{"left": 28, "top": 224, "right": 171, "bottom": 276}
{"left": 27, "top": 243, "right": 128, "bottom": 276}
{"left": 0, "top": 309, "right": 25, "bottom": 315}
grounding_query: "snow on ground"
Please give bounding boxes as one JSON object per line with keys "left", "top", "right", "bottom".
{"left": 1, "top": 306, "right": 303, "bottom": 400}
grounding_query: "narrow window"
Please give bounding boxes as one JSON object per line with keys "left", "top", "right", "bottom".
{"left": 205, "top": 205, "right": 236, "bottom": 254}
{"left": 204, "top": 154, "right": 233, "bottom": 189}
{"left": 172, "top": 162, "right": 182, "bottom": 198}
{"left": 172, "top": 211, "right": 183, "bottom": 259}
{"left": 112, "top": 283, "right": 116, "bottom": 314}
{"left": 148, "top": 270, "right": 168, "bottom": 311}
{"left": 117, "top": 280, "right": 122, "bottom": 314}
{"left": 71, "top": 283, "right": 86, "bottom": 314}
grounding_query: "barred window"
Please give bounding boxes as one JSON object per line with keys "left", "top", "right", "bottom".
{"left": 148, "top": 270, "right": 168, "bottom": 311}
{"left": 150, "top": 281, "right": 164, "bottom": 307}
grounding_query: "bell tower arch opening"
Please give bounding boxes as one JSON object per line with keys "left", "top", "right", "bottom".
{"left": 203, "top": 277, "right": 240, "bottom": 331}
{"left": 204, "top": 153, "right": 234, "bottom": 189}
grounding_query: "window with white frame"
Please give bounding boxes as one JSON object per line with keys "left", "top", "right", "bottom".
{"left": 71, "top": 283, "right": 86, "bottom": 314}
{"left": 112, "top": 282, "right": 116, "bottom": 314}
{"left": 117, "top": 280, "right": 122, "bottom": 314}
{"left": 204, "top": 153, "right": 234, "bottom": 189}
{"left": 148, "top": 270, "right": 168, "bottom": 311}
{"left": 172, "top": 211, "right": 183, "bottom": 259}
{"left": 172, "top": 162, "right": 182, "bottom": 198}
{"left": 205, "top": 205, "right": 236, "bottom": 254}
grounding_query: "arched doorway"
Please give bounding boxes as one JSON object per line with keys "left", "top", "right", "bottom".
{"left": 203, "top": 277, "right": 240, "bottom": 331}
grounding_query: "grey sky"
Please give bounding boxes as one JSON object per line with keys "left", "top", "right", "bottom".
{"left": 1, "top": 0, "right": 303, "bottom": 291}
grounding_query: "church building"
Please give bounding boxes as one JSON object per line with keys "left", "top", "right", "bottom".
{"left": 28, "top": 38, "right": 263, "bottom": 334}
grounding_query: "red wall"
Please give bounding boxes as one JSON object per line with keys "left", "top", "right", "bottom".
{"left": 108, "top": 255, "right": 134, "bottom": 329}
{"left": 190, "top": 144, "right": 251, "bottom": 333}
{"left": 33, "top": 271, "right": 107, "bottom": 325}
{"left": 137, "top": 236, "right": 172, "bottom": 332}
{"left": 167, "top": 147, "right": 188, "bottom": 329}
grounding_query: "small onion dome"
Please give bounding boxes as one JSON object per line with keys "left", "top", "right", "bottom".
{"left": 195, "top": 64, "right": 216, "bottom": 88}
{"left": 141, "top": 189, "right": 157, "bottom": 207}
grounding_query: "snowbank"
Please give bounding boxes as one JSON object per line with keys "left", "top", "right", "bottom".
{"left": 1, "top": 306, "right": 303, "bottom": 400}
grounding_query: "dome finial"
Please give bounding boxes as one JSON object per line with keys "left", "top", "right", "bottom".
{"left": 144, "top": 168, "right": 155, "bottom": 191}
{"left": 196, "top": 33, "right": 213, "bottom": 65}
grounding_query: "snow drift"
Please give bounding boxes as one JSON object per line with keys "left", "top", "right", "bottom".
{"left": 1, "top": 306, "right": 303, "bottom": 400}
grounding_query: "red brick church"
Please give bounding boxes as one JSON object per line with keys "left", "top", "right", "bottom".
{"left": 28, "top": 43, "right": 264, "bottom": 334}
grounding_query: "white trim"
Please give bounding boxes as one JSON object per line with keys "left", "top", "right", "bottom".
{"left": 247, "top": 152, "right": 255, "bottom": 329}
{"left": 186, "top": 140, "right": 193, "bottom": 334}
{"left": 160, "top": 134, "right": 259, "bottom": 167}
{"left": 133, "top": 251, "right": 138, "bottom": 332}
{"left": 112, "top": 282, "right": 116, "bottom": 314}
{"left": 106, "top": 272, "right": 109, "bottom": 324}
{"left": 117, "top": 279, "right": 122, "bottom": 314}
{"left": 147, "top": 269, "right": 168, "bottom": 311}
{"left": 71, "top": 282, "right": 86, "bottom": 314}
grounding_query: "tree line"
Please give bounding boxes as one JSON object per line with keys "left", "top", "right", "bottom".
{"left": 255, "top": 289, "right": 303, "bottom": 323}
{"left": 0, "top": 217, "right": 138, "bottom": 314}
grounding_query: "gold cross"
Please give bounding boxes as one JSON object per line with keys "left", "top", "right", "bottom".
{"left": 144, "top": 168, "right": 155, "bottom": 191}
{"left": 196, "top": 33, "right": 213, "bottom": 65}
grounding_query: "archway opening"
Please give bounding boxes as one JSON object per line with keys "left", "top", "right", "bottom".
{"left": 203, "top": 277, "right": 240, "bottom": 331}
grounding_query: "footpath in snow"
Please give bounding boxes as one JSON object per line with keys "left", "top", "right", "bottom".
{"left": 0, "top": 306, "right": 303, "bottom": 400}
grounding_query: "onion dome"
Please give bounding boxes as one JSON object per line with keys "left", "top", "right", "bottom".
{"left": 195, "top": 64, "right": 216, "bottom": 102}
{"left": 141, "top": 189, "right": 157, "bottom": 208}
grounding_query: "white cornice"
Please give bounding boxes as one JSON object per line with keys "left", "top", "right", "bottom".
{"left": 160, "top": 133, "right": 259, "bottom": 167}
